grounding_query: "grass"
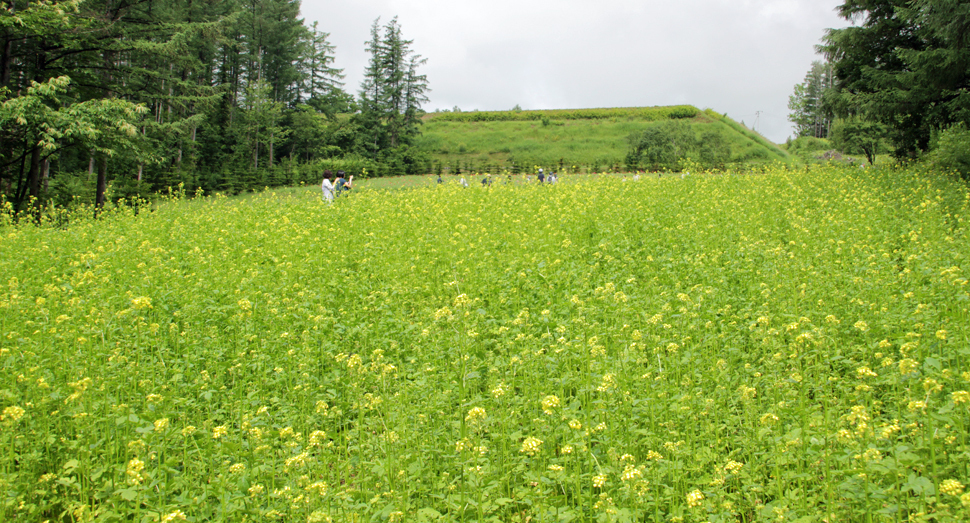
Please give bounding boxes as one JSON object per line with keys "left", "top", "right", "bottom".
{"left": 1, "top": 164, "right": 969, "bottom": 522}
{"left": 417, "top": 106, "right": 790, "bottom": 173}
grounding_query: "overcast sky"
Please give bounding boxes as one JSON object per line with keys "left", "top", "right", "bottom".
{"left": 301, "top": 0, "right": 851, "bottom": 144}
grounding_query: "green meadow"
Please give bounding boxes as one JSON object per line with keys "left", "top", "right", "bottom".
{"left": 418, "top": 107, "right": 790, "bottom": 173}
{"left": 1, "top": 164, "right": 969, "bottom": 522}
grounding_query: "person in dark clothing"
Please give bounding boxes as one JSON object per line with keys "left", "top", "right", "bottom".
{"left": 335, "top": 171, "right": 353, "bottom": 196}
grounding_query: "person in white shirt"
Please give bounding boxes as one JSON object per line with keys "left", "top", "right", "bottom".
{"left": 321, "top": 170, "right": 335, "bottom": 203}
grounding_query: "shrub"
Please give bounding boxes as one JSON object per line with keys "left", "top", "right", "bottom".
{"left": 829, "top": 118, "right": 888, "bottom": 165}
{"left": 927, "top": 123, "right": 970, "bottom": 180}
{"left": 626, "top": 121, "right": 699, "bottom": 172}
{"left": 313, "top": 156, "right": 375, "bottom": 178}
{"left": 786, "top": 136, "right": 832, "bottom": 156}
{"left": 697, "top": 131, "right": 731, "bottom": 170}
{"left": 46, "top": 172, "right": 94, "bottom": 208}
{"left": 424, "top": 105, "right": 700, "bottom": 123}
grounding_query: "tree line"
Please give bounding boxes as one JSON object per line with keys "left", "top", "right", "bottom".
{"left": 788, "top": 0, "right": 970, "bottom": 176}
{"left": 0, "top": 0, "right": 429, "bottom": 212}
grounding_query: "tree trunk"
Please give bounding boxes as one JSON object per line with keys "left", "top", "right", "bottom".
{"left": 26, "top": 144, "right": 41, "bottom": 206}
{"left": 95, "top": 49, "right": 115, "bottom": 209}
{"left": 41, "top": 158, "right": 49, "bottom": 193}
{"left": 95, "top": 155, "right": 108, "bottom": 211}
{"left": 0, "top": 0, "right": 14, "bottom": 88}
{"left": 0, "top": 37, "right": 11, "bottom": 88}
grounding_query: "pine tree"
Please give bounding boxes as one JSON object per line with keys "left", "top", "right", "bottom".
{"left": 788, "top": 60, "right": 835, "bottom": 138}
{"left": 354, "top": 17, "right": 429, "bottom": 168}
{"left": 299, "top": 21, "right": 346, "bottom": 116}
{"left": 821, "top": 0, "right": 970, "bottom": 157}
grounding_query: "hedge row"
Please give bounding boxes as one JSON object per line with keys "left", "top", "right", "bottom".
{"left": 424, "top": 105, "right": 700, "bottom": 123}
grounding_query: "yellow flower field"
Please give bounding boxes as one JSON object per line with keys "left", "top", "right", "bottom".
{"left": 1, "top": 165, "right": 968, "bottom": 522}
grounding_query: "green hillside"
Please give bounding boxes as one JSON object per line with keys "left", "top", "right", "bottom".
{"left": 417, "top": 106, "right": 790, "bottom": 173}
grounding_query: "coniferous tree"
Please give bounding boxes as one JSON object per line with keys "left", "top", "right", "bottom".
{"left": 354, "top": 17, "right": 430, "bottom": 173}
{"left": 1, "top": 0, "right": 388, "bottom": 206}
{"left": 788, "top": 60, "right": 835, "bottom": 138}
{"left": 821, "top": 0, "right": 970, "bottom": 157}
{"left": 0, "top": 0, "right": 204, "bottom": 209}
{"left": 299, "top": 21, "right": 346, "bottom": 116}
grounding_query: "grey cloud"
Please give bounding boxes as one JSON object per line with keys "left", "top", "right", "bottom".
{"left": 302, "top": 0, "right": 848, "bottom": 142}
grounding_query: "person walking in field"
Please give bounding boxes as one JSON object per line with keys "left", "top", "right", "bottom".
{"left": 537, "top": 169, "right": 545, "bottom": 183}
{"left": 321, "top": 170, "right": 335, "bottom": 203}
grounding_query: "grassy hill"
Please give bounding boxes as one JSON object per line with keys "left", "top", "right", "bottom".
{"left": 417, "top": 106, "right": 790, "bottom": 173}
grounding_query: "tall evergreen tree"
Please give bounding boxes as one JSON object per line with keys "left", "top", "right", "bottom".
{"left": 821, "top": 0, "right": 970, "bottom": 157}
{"left": 1, "top": 0, "right": 367, "bottom": 205}
{"left": 788, "top": 60, "right": 835, "bottom": 138}
{"left": 0, "top": 0, "right": 197, "bottom": 209}
{"left": 299, "top": 21, "right": 346, "bottom": 116}
{"left": 354, "top": 17, "right": 429, "bottom": 172}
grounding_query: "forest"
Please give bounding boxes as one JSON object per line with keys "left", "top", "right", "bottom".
{"left": 787, "top": 0, "right": 970, "bottom": 174}
{"left": 0, "top": 0, "right": 428, "bottom": 211}
{"left": 5, "top": 0, "right": 970, "bottom": 216}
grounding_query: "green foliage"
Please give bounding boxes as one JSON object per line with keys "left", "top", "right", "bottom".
{"left": 786, "top": 136, "right": 832, "bottom": 155}
{"left": 0, "top": 75, "right": 153, "bottom": 210}
{"left": 0, "top": 77, "right": 149, "bottom": 158}
{"left": 426, "top": 105, "right": 700, "bottom": 123}
{"left": 2, "top": 165, "right": 969, "bottom": 521}
{"left": 45, "top": 171, "right": 95, "bottom": 208}
{"left": 829, "top": 118, "right": 889, "bottom": 165}
{"left": 697, "top": 131, "right": 731, "bottom": 170}
{"left": 788, "top": 60, "right": 835, "bottom": 138}
{"left": 822, "top": 0, "right": 970, "bottom": 157}
{"left": 422, "top": 107, "right": 788, "bottom": 174}
{"left": 926, "top": 123, "right": 970, "bottom": 180}
{"left": 625, "top": 120, "right": 697, "bottom": 171}
{"left": 784, "top": 136, "right": 837, "bottom": 164}
{"left": 312, "top": 156, "right": 376, "bottom": 179}
{"left": 0, "top": 0, "right": 371, "bottom": 207}
{"left": 626, "top": 123, "right": 735, "bottom": 172}
{"left": 351, "top": 18, "right": 430, "bottom": 176}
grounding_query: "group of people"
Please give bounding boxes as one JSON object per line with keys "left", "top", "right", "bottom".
{"left": 320, "top": 170, "right": 352, "bottom": 202}
{"left": 536, "top": 168, "right": 558, "bottom": 184}
{"left": 479, "top": 170, "right": 559, "bottom": 186}
{"left": 439, "top": 172, "right": 562, "bottom": 187}
{"left": 324, "top": 169, "right": 562, "bottom": 199}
